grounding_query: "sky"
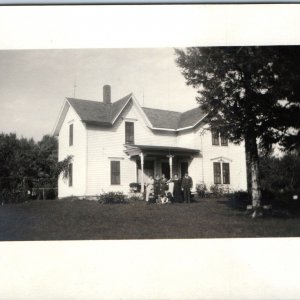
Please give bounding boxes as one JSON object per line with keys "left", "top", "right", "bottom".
{"left": 0, "top": 48, "right": 199, "bottom": 141}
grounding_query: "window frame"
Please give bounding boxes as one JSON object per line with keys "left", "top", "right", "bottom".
{"left": 212, "top": 129, "right": 229, "bottom": 146}
{"left": 125, "top": 121, "right": 134, "bottom": 145}
{"left": 211, "top": 129, "right": 220, "bottom": 146}
{"left": 220, "top": 134, "right": 228, "bottom": 146}
{"left": 213, "top": 161, "right": 230, "bottom": 185}
{"left": 213, "top": 162, "right": 221, "bottom": 184}
{"left": 222, "top": 162, "right": 230, "bottom": 184}
{"left": 69, "top": 123, "right": 73, "bottom": 146}
{"left": 68, "top": 163, "right": 73, "bottom": 187}
{"left": 111, "top": 160, "right": 121, "bottom": 185}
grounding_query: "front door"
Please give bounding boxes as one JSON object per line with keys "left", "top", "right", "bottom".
{"left": 180, "top": 162, "right": 188, "bottom": 179}
{"left": 161, "top": 162, "right": 170, "bottom": 179}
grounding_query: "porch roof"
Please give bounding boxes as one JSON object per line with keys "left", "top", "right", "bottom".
{"left": 124, "top": 144, "right": 200, "bottom": 157}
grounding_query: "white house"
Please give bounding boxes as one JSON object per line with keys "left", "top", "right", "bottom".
{"left": 53, "top": 85, "right": 247, "bottom": 198}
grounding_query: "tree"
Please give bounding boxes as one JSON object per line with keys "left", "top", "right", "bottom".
{"left": 175, "top": 46, "right": 300, "bottom": 216}
{"left": 36, "top": 135, "right": 58, "bottom": 182}
{"left": 0, "top": 133, "right": 71, "bottom": 188}
{"left": 260, "top": 153, "right": 300, "bottom": 193}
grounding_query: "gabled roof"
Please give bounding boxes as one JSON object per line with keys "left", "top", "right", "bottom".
{"left": 67, "top": 93, "right": 132, "bottom": 126}
{"left": 54, "top": 92, "right": 207, "bottom": 135}
{"left": 141, "top": 106, "right": 206, "bottom": 130}
{"left": 141, "top": 107, "right": 181, "bottom": 130}
{"left": 178, "top": 107, "right": 206, "bottom": 129}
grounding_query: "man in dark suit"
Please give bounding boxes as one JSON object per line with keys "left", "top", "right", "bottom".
{"left": 181, "top": 172, "right": 193, "bottom": 203}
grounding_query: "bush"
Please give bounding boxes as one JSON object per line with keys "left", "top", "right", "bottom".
{"left": 196, "top": 183, "right": 207, "bottom": 197}
{"left": 267, "top": 189, "right": 300, "bottom": 211}
{"left": 228, "top": 191, "right": 251, "bottom": 209}
{"left": 45, "top": 188, "right": 57, "bottom": 200}
{"left": 231, "top": 191, "right": 251, "bottom": 201}
{"left": 128, "top": 194, "right": 144, "bottom": 201}
{"left": 98, "top": 192, "right": 127, "bottom": 204}
{"left": 129, "top": 182, "right": 141, "bottom": 193}
{"left": 0, "top": 189, "right": 28, "bottom": 204}
{"left": 260, "top": 153, "right": 300, "bottom": 193}
{"left": 210, "top": 184, "right": 230, "bottom": 197}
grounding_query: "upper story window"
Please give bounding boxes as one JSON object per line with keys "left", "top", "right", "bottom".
{"left": 212, "top": 129, "right": 219, "bottom": 145}
{"left": 211, "top": 129, "right": 228, "bottom": 146}
{"left": 220, "top": 134, "right": 228, "bottom": 146}
{"left": 125, "top": 122, "right": 134, "bottom": 144}
{"left": 69, "top": 124, "right": 73, "bottom": 146}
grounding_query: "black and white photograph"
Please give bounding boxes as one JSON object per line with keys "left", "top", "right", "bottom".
{"left": 1, "top": 45, "right": 299, "bottom": 240}
{"left": 0, "top": 4, "right": 300, "bottom": 300}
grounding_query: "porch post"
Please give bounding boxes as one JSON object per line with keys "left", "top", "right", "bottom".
{"left": 139, "top": 152, "right": 144, "bottom": 194}
{"left": 167, "top": 155, "right": 174, "bottom": 179}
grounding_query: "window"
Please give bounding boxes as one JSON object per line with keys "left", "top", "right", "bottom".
{"left": 213, "top": 162, "right": 230, "bottom": 184}
{"left": 111, "top": 161, "right": 120, "bottom": 185}
{"left": 212, "top": 130, "right": 228, "bottom": 146}
{"left": 213, "top": 162, "right": 221, "bottom": 184}
{"left": 125, "top": 122, "right": 134, "bottom": 144}
{"left": 68, "top": 163, "right": 73, "bottom": 187}
{"left": 212, "top": 129, "right": 219, "bottom": 145}
{"left": 69, "top": 124, "right": 73, "bottom": 146}
{"left": 220, "top": 134, "right": 228, "bottom": 146}
{"left": 222, "top": 163, "right": 230, "bottom": 184}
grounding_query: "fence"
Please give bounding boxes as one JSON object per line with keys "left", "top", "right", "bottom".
{"left": 0, "top": 177, "right": 58, "bottom": 204}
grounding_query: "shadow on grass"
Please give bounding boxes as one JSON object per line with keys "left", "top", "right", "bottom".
{"left": 217, "top": 192, "right": 300, "bottom": 219}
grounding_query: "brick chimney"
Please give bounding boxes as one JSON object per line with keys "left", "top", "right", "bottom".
{"left": 103, "top": 85, "right": 111, "bottom": 104}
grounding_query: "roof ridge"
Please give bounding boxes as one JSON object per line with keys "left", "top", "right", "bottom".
{"left": 182, "top": 106, "right": 202, "bottom": 113}
{"left": 67, "top": 97, "right": 103, "bottom": 103}
{"left": 142, "top": 105, "right": 203, "bottom": 115}
{"left": 142, "top": 106, "right": 182, "bottom": 114}
{"left": 67, "top": 93, "right": 133, "bottom": 105}
{"left": 65, "top": 94, "right": 206, "bottom": 131}
{"left": 111, "top": 93, "right": 133, "bottom": 105}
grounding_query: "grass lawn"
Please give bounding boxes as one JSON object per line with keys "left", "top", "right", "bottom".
{"left": 1, "top": 197, "right": 300, "bottom": 241}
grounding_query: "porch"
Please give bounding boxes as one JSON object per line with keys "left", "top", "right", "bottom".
{"left": 124, "top": 144, "right": 200, "bottom": 192}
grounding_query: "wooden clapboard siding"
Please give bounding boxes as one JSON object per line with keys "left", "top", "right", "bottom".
{"left": 58, "top": 105, "right": 87, "bottom": 198}
{"left": 176, "top": 129, "right": 198, "bottom": 149}
{"left": 175, "top": 125, "right": 202, "bottom": 188}
{"left": 85, "top": 101, "right": 178, "bottom": 194}
{"left": 57, "top": 97, "right": 247, "bottom": 197}
{"left": 175, "top": 123, "right": 247, "bottom": 191}
{"left": 126, "top": 102, "right": 177, "bottom": 146}
{"left": 196, "top": 125, "right": 247, "bottom": 191}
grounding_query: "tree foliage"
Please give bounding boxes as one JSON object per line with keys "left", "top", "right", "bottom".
{"left": 0, "top": 133, "right": 70, "bottom": 186}
{"left": 175, "top": 46, "right": 300, "bottom": 213}
{"left": 260, "top": 153, "right": 300, "bottom": 192}
{"left": 175, "top": 46, "right": 300, "bottom": 152}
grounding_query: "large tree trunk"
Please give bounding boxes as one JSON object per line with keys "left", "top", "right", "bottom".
{"left": 245, "top": 138, "right": 252, "bottom": 194}
{"left": 245, "top": 135, "right": 262, "bottom": 217}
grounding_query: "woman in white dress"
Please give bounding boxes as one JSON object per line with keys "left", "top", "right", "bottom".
{"left": 145, "top": 175, "right": 154, "bottom": 202}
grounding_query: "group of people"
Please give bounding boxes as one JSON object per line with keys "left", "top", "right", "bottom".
{"left": 145, "top": 172, "right": 193, "bottom": 204}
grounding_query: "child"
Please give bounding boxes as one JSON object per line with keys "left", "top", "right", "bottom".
{"left": 160, "top": 192, "right": 173, "bottom": 204}
{"left": 146, "top": 192, "right": 155, "bottom": 204}
{"left": 145, "top": 175, "right": 154, "bottom": 202}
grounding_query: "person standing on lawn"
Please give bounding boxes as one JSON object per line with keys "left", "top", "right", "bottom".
{"left": 145, "top": 175, "right": 154, "bottom": 203}
{"left": 172, "top": 174, "right": 182, "bottom": 203}
{"left": 160, "top": 174, "right": 168, "bottom": 197}
{"left": 154, "top": 174, "right": 161, "bottom": 203}
{"left": 181, "top": 172, "right": 193, "bottom": 203}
